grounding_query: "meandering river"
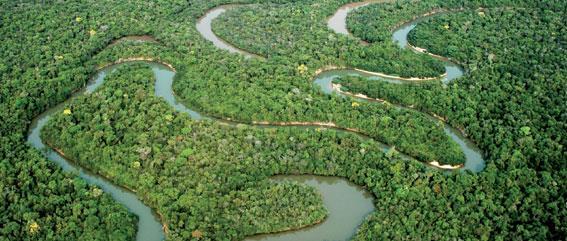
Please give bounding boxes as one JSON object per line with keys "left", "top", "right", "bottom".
{"left": 196, "top": 5, "right": 260, "bottom": 59}
{"left": 26, "top": 2, "right": 485, "bottom": 241}
{"left": 27, "top": 60, "right": 376, "bottom": 241}
{"left": 27, "top": 64, "right": 165, "bottom": 241}
{"left": 153, "top": 63, "right": 376, "bottom": 241}
{"left": 198, "top": 3, "right": 484, "bottom": 171}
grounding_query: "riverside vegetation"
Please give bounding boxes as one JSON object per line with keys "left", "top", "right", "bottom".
{"left": 1, "top": 0, "right": 565, "bottom": 240}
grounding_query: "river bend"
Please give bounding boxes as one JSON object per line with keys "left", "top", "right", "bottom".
{"left": 26, "top": 2, "right": 486, "bottom": 241}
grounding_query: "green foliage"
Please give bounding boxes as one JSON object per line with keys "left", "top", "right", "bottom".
{"left": 0, "top": 1, "right": 176, "bottom": 239}
{"left": 0, "top": 146, "right": 138, "bottom": 240}
{"left": 1, "top": 0, "right": 565, "bottom": 240}
{"left": 405, "top": 7, "right": 566, "bottom": 172}
{"left": 212, "top": 2, "right": 445, "bottom": 78}
{"left": 347, "top": 0, "right": 559, "bottom": 44}
{"left": 342, "top": 3, "right": 565, "bottom": 239}
{"left": 178, "top": 2, "right": 464, "bottom": 165}
{"left": 41, "top": 65, "right": 356, "bottom": 240}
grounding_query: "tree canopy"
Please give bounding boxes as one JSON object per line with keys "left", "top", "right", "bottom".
{"left": 0, "top": 0, "right": 564, "bottom": 240}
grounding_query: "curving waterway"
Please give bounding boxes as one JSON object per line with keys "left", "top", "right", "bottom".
{"left": 196, "top": 5, "right": 260, "bottom": 59}
{"left": 324, "top": 1, "right": 484, "bottom": 172}
{"left": 154, "top": 63, "right": 376, "bottom": 241}
{"left": 197, "top": 1, "right": 485, "bottom": 240}
{"left": 247, "top": 175, "right": 374, "bottom": 241}
{"left": 28, "top": 60, "right": 376, "bottom": 241}
{"left": 25, "top": 2, "right": 486, "bottom": 241}
{"left": 27, "top": 63, "right": 166, "bottom": 241}
{"left": 199, "top": 3, "right": 484, "bottom": 171}
{"left": 327, "top": 1, "right": 380, "bottom": 36}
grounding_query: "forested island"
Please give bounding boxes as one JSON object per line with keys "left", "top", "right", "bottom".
{"left": 1, "top": 0, "right": 564, "bottom": 241}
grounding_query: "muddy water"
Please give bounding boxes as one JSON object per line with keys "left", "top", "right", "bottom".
{"left": 196, "top": 5, "right": 259, "bottom": 58}
{"left": 27, "top": 63, "right": 166, "bottom": 241}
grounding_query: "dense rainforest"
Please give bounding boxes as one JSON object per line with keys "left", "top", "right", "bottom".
{"left": 341, "top": 5, "right": 566, "bottom": 171}
{"left": 42, "top": 65, "right": 331, "bottom": 240}
{"left": 1, "top": 0, "right": 565, "bottom": 241}
{"left": 211, "top": 2, "right": 445, "bottom": 78}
